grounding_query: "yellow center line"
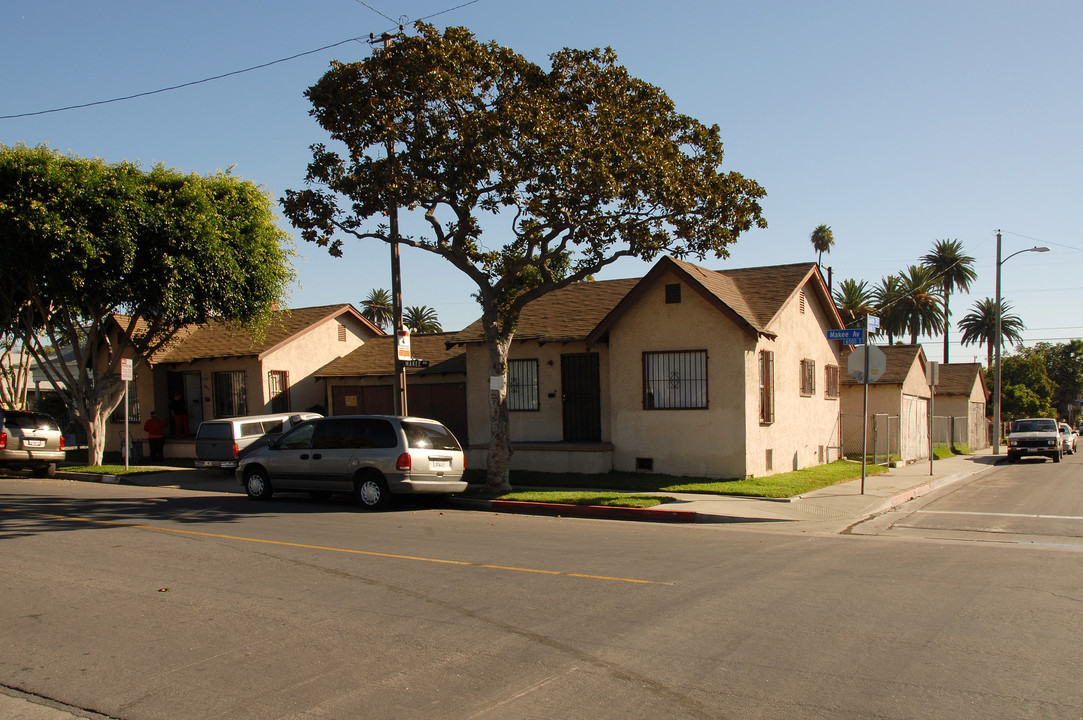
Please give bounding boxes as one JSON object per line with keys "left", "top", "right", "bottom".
{"left": 1, "top": 507, "right": 671, "bottom": 585}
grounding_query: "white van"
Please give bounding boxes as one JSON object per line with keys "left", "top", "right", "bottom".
{"left": 195, "top": 412, "right": 322, "bottom": 470}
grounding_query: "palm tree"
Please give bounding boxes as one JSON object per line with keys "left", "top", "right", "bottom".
{"left": 810, "top": 224, "right": 834, "bottom": 267}
{"left": 832, "top": 278, "right": 875, "bottom": 329}
{"left": 958, "top": 297, "right": 1025, "bottom": 368}
{"left": 360, "top": 288, "right": 394, "bottom": 332}
{"left": 921, "top": 239, "right": 977, "bottom": 363}
{"left": 873, "top": 274, "right": 907, "bottom": 344}
{"left": 897, "top": 265, "right": 945, "bottom": 345}
{"left": 404, "top": 305, "right": 442, "bottom": 334}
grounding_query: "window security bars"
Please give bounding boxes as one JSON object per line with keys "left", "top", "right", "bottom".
{"left": 643, "top": 350, "right": 707, "bottom": 409}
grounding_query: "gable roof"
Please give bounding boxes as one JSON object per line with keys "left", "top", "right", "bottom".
{"left": 152, "top": 304, "right": 379, "bottom": 364}
{"left": 588, "top": 256, "right": 845, "bottom": 344}
{"left": 316, "top": 333, "right": 466, "bottom": 378}
{"left": 936, "top": 362, "right": 988, "bottom": 397}
{"left": 841, "top": 344, "right": 926, "bottom": 385}
{"left": 450, "top": 278, "right": 640, "bottom": 345}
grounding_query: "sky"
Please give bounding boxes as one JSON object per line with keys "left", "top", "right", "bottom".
{"left": 3, "top": 0, "right": 1081, "bottom": 366}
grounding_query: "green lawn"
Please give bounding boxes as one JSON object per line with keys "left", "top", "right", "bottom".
{"left": 465, "top": 459, "right": 890, "bottom": 500}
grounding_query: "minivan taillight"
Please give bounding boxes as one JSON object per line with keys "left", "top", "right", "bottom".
{"left": 59, "top": 435, "right": 65, "bottom": 451}
{"left": 0, "top": 432, "right": 6, "bottom": 449}
{"left": 232, "top": 442, "right": 240, "bottom": 459}
{"left": 396, "top": 453, "right": 411, "bottom": 471}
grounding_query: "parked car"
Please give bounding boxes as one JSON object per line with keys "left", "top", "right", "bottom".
{"left": 195, "top": 412, "right": 322, "bottom": 470}
{"left": 0, "top": 409, "right": 66, "bottom": 477}
{"left": 1058, "top": 423, "right": 1077, "bottom": 455}
{"left": 1006, "top": 418, "right": 1062, "bottom": 463}
{"left": 236, "top": 415, "right": 466, "bottom": 509}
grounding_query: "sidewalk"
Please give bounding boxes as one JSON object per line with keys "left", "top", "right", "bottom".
{"left": 54, "top": 449, "right": 1001, "bottom": 532}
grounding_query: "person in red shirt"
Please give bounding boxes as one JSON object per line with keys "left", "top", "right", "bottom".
{"left": 143, "top": 411, "right": 168, "bottom": 462}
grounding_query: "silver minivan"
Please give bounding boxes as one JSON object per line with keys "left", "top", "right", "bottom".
{"left": 195, "top": 412, "right": 322, "bottom": 470}
{"left": 236, "top": 415, "right": 466, "bottom": 509}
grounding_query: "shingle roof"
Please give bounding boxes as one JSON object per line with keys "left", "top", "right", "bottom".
{"left": 153, "top": 304, "right": 370, "bottom": 364}
{"left": 841, "top": 344, "right": 926, "bottom": 385}
{"left": 316, "top": 333, "right": 466, "bottom": 378}
{"left": 936, "top": 362, "right": 988, "bottom": 397}
{"left": 450, "top": 278, "right": 640, "bottom": 344}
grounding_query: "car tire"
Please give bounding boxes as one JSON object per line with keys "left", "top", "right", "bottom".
{"left": 1007, "top": 453, "right": 1018, "bottom": 463}
{"left": 244, "top": 467, "right": 274, "bottom": 500}
{"left": 1053, "top": 450, "right": 1062, "bottom": 463}
{"left": 355, "top": 472, "right": 390, "bottom": 511}
{"left": 32, "top": 463, "right": 56, "bottom": 478}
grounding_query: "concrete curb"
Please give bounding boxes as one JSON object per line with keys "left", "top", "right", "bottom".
{"left": 450, "top": 498, "right": 698, "bottom": 523}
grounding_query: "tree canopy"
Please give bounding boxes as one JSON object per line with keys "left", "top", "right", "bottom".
{"left": 284, "top": 24, "right": 766, "bottom": 490}
{"left": 0, "top": 144, "right": 295, "bottom": 462}
{"left": 921, "top": 238, "right": 976, "bottom": 363}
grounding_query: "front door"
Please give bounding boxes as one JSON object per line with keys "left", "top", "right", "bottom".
{"left": 561, "top": 353, "right": 601, "bottom": 442}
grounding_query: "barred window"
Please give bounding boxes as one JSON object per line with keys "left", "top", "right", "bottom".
{"left": 507, "top": 359, "right": 539, "bottom": 411}
{"left": 110, "top": 396, "right": 140, "bottom": 423}
{"left": 643, "top": 350, "right": 707, "bottom": 409}
{"left": 268, "top": 370, "right": 290, "bottom": 413}
{"left": 800, "top": 359, "right": 816, "bottom": 396}
{"left": 212, "top": 371, "right": 247, "bottom": 418}
{"left": 759, "top": 350, "right": 775, "bottom": 424}
{"left": 825, "top": 364, "right": 841, "bottom": 399}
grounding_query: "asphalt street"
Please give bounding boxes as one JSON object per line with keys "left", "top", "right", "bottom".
{"left": 1, "top": 458, "right": 1081, "bottom": 719}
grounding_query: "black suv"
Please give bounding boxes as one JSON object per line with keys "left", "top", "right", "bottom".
{"left": 0, "top": 409, "right": 66, "bottom": 477}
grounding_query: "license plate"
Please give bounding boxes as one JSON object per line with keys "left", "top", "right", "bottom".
{"left": 429, "top": 458, "right": 451, "bottom": 471}
{"left": 24, "top": 438, "right": 45, "bottom": 448}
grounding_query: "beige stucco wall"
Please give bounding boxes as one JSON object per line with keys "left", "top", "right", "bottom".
{"left": 606, "top": 270, "right": 750, "bottom": 478}
{"left": 262, "top": 315, "right": 371, "bottom": 413}
{"left": 464, "top": 340, "right": 611, "bottom": 445}
{"left": 743, "top": 283, "right": 844, "bottom": 477}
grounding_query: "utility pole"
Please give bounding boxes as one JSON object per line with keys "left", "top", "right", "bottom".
{"left": 373, "top": 30, "right": 408, "bottom": 416}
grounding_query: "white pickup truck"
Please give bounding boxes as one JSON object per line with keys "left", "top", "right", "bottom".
{"left": 1006, "top": 418, "right": 1062, "bottom": 463}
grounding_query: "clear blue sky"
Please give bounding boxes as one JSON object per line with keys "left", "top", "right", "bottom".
{"left": 4, "top": 0, "right": 1081, "bottom": 364}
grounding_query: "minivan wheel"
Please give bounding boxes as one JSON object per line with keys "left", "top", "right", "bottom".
{"left": 32, "top": 463, "right": 56, "bottom": 478}
{"left": 356, "top": 474, "right": 389, "bottom": 510}
{"left": 244, "top": 468, "right": 274, "bottom": 500}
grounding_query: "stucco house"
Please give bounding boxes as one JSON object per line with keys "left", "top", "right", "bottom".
{"left": 840, "top": 344, "right": 931, "bottom": 462}
{"left": 315, "top": 332, "right": 468, "bottom": 445}
{"left": 453, "top": 256, "right": 848, "bottom": 479}
{"left": 109, "top": 304, "right": 381, "bottom": 455}
{"left": 933, "top": 362, "right": 990, "bottom": 450}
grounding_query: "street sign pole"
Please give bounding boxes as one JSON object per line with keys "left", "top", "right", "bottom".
{"left": 861, "top": 319, "right": 870, "bottom": 495}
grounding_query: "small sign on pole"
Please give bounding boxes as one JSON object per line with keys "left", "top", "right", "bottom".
{"left": 827, "top": 328, "right": 865, "bottom": 344}
{"left": 120, "top": 359, "right": 133, "bottom": 471}
{"left": 396, "top": 328, "right": 411, "bottom": 361}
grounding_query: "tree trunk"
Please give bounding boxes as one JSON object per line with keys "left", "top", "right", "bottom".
{"left": 483, "top": 316, "right": 515, "bottom": 493}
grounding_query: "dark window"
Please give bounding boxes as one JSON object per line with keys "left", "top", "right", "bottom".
{"left": 402, "top": 420, "right": 461, "bottom": 451}
{"left": 212, "top": 371, "right": 247, "bottom": 418}
{"left": 279, "top": 422, "right": 315, "bottom": 450}
{"left": 507, "top": 359, "right": 540, "bottom": 411}
{"left": 759, "top": 350, "right": 775, "bottom": 424}
{"left": 196, "top": 422, "right": 232, "bottom": 440}
{"left": 800, "top": 359, "right": 816, "bottom": 396}
{"left": 110, "top": 396, "right": 140, "bottom": 423}
{"left": 825, "top": 365, "right": 841, "bottom": 399}
{"left": 665, "top": 284, "right": 682, "bottom": 304}
{"left": 643, "top": 350, "right": 708, "bottom": 409}
{"left": 268, "top": 370, "right": 290, "bottom": 413}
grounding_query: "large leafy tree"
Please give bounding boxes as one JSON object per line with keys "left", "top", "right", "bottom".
{"left": 921, "top": 238, "right": 977, "bottom": 363}
{"left": 283, "top": 24, "right": 766, "bottom": 491}
{"left": 360, "top": 288, "right": 394, "bottom": 332}
{"left": 0, "top": 144, "right": 295, "bottom": 463}
{"left": 1031, "top": 340, "right": 1083, "bottom": 420}
{"left": 896, "top": 265, "right": 944, "bottom": 345}
{"left": 958, "top": 297, "right": 1025, "bottom": 368}
{"left": 810, "top": 224, "right": 834, "bottom": 267}
{"left": 832, "top": 278, "right": 875, "bottom": 330}
{"left": 997, "top": 348, "right": 1055, "bottom": 420}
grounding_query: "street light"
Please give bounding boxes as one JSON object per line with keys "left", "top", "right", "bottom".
{"left": 992, "top": 230, "right": 1049, "bottom": 454}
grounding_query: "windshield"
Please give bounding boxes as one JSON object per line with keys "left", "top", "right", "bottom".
{"left": 1012, "top": 419, "right": 1057, "bottom": 433}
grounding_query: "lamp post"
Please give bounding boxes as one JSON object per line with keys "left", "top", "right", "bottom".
{"left": 992, "top": 230, "right": 1049, "bottom": 454}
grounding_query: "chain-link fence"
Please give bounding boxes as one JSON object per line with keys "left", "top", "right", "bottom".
{"left": 843, "top": 413, "right": 971, "bottom": 465}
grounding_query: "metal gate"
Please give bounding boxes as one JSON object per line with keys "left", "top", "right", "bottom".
{"left": 561, "top": 353, "right": 601, "bottom": 442}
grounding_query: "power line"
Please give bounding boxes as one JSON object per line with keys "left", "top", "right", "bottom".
{"left": 0, "top": 0, "right": 483, "bottom": 121}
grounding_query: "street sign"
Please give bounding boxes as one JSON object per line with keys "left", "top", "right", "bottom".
{"left": 867, "top": 314, "right": 880, "bottom": 331}
{"left": 120, "top": 358, "right": 133, "bottom": 382}
{"left": 827, "top": 328, "right": 865, "bottom": 344}
{"left": 396, "top": 328, "right": 411, "bottom": 361}
{"left": 848, "top": 345, "right": 886, "bottom": 384}
{"left": 402, "top": 359, "right": 430, "bottom": 369}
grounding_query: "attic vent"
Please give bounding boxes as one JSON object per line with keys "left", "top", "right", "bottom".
{"left": 800, "top": 292, "right": 806, "bottom": 314}
{"left": 665, "top": 283, "right": 682, "bottom": 304}
{"left": 338, "top": 326, "right": 347, "bottom": 342}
